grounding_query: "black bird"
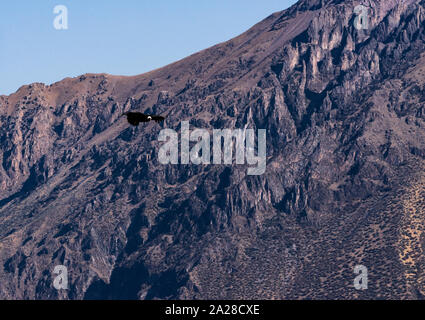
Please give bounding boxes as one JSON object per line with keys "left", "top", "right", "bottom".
{"left": 123, "top": 112, "right": 165, "bottom": 126}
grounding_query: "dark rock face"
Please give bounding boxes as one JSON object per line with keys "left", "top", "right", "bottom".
{"left": 1, "top": 0, "right": 425, "bottom": 299}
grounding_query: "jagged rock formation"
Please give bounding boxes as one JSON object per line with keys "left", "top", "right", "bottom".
{"left": 0, "top": 0, "right": 424, "bottom": 299}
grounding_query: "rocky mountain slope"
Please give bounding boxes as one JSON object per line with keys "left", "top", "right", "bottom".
{"left": 0, "top": 0, "right": 425, "bottom": 299}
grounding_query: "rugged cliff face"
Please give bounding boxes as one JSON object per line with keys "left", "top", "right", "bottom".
{"left": 1, "top": 0, "right": 425, "bottom": 299}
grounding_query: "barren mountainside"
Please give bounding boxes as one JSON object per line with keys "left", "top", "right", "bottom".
{"left": 0, "top": 0, "right": 425, "bottom": 299}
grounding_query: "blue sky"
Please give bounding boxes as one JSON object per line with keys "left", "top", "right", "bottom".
{"left": 0, "top": 0, "right": 296, "bottom": 95}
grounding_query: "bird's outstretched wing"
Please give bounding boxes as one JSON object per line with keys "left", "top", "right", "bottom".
{"left": 151, "top": 115, "right": 165, "bottom": 123}
{"left": 123, "top": 112, "right": 165, "bottom": 126}
{"left": 127, "top": 117, "right": 140, "bottom": 126}
{"left": 124, "top": 112, "right": 141, "bottom": 126}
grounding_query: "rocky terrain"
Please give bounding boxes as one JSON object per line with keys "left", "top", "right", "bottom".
{"left": 0, "top": 0, "right": 424, "bottom": 299}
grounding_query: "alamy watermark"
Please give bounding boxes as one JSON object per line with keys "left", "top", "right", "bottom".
{"left": 157, "top": 121, "right": 267, "bottom": 175}
{"left": 354, "top": 5, "right": 369, "bottom": 30}
{"left": 53, "top": 5, "right": 68, "bottom": 30}
{"left": 53, "top": 265, "right": 68, "bottom": 290}
{"left": 354, "top": 264, "right": 368, "bottom": 290}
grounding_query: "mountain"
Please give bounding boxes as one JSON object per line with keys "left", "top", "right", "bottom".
{"left": 1, "top": 0, "right": 425, "bottom": 299}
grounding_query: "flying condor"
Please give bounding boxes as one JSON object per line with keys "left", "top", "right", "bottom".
{"left": 123, "top": 112, "right": 165, "bottom": 126}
